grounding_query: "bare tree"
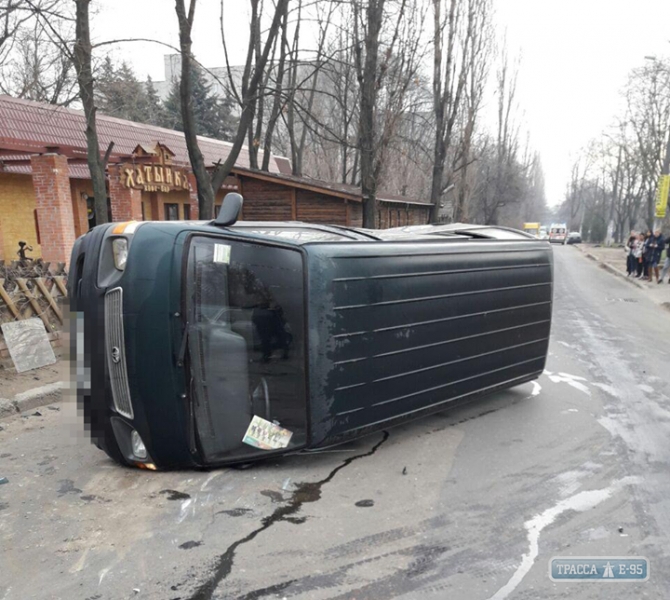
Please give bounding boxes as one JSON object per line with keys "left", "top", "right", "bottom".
{"left": 284, "top": 0, "right": 338, "bottom": 176}
{"left": 355, "top": 0, "right": 385, "bottom": 227}
{"left": 176, "top": 0, "right": 288, "bottom": 219}
{"left": 352, "top": 0, "right": 427, "bottom": 227}
{"left": 429, "top": 0, "right": 468, "bottom": 223}
{"left": 565, "top": 57, "right": 670, "bottom": 241}
{"left": 0, "top": 1, "right": 77, "bottom": 105}
{"left": 625, "top": 59, "right": 670, "bottom": 229}
{"left": 451, "top": 0, "right": 491, "bottom": 222}
{"left": 0, "top": 1, "right": 32, "bottom": 51}
{"left": 260, "top": 1, "right": 289, "bottom": 171}
{"left": 0, "top": 16, "right": 76, "bottom": 104}
{"left": 72, "top": 0, "right": 109, "bottom": 224}
{"left": 473, "top": 46, "right": 522, "bottom": 225}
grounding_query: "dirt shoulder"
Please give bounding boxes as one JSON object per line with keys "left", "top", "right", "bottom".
{"left": 0, "top": 358, "right": 67, "bottom": 398}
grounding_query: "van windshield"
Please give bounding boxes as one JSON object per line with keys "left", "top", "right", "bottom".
{"left": 185, "top": 236, "right": 307, "bottom": 462}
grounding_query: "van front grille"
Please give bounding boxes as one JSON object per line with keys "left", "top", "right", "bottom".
{"left": 105, "top": 287, "right": 133, "bottom": 419}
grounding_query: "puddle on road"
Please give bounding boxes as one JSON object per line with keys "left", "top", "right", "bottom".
{"left": 160, "top": 489, "right": 191, "bottom": 501}
{"left": 179, "top": 540, "right": 203, "bottom": 550}
{"left": 355, "top": 499, "right": 375, "bottom": 508}
{"left": 57, "top": 479, "right": 82, "bottom": 496}
{"left": 216, "top": 508, "right": 253, "bottom": 518}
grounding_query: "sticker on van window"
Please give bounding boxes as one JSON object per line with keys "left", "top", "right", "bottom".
{"left": 243, "top": 415, "right": 293, "bottom": 450}
{"left": 213, "top": 243, "right": 231, "bottom": 264}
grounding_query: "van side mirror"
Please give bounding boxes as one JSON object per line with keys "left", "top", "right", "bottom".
{"left": 212, "top": 193, "right": 244, "bottom": 227}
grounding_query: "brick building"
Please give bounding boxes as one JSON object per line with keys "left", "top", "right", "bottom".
{"left": 0, "top": 95, "right": 430, "bottom": 265}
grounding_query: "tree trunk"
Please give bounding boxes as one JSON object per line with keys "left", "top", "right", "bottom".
{"left": 177, "top": 0, "right": 287, "bottom": 212}
{"left": 286, "top": 0, "right": 303, "bottom": 176}
{"left": 210, "top": 0, "right": 288, "bottom": 192}
{"left": 261, "top": 4, "right": 288, "bottom": 171}
{"left": 358, "top": 0, "right": 385, "bottom": 228}
{"left": 429, "top": 0, "right": 444, "bottom": 224}
{"left": 73, "top": 0, "right": 108, "bottom": 224}
{"left": 429, "top": 141, "right": 445, "bottom": 223}
{"left": 175, "top": 0, "right": 215, "bottom": 219}
{"left": 248, "top": 9, "right": 265, "bottom": 170}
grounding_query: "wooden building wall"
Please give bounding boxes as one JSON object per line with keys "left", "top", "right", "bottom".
{"left": 377, "top": 203, "right": 430, "bottom": 228}
{"left": 296, "top": 189, "right": 348, "bottom": 225}
{"left": 238, "top": 177, "right": 293, "bottom": 221}
{"left": 235, "top": 173, "right": 430, "bottom": 229}
{"left": 348, "top": 203, "right": 363, "bottom": 227}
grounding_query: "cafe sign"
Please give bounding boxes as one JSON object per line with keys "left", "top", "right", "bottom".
{"left": 120, "top": 142, "right": 190, "bottom": 193}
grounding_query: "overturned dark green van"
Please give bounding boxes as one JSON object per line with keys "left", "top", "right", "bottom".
{"left": 68, "top": 194, "right": 553, "bottom": 469}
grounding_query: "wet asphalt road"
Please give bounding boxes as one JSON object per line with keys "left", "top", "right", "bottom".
{"left": 2, "top": 245, "right": 670, "bottom": 600}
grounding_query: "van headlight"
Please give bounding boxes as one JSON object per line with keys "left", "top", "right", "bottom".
{"left": 131, "top": 430, "right": 147, "bottom": 459}
{"left": 112, "top": 238, "right": 128, "bottom": 270}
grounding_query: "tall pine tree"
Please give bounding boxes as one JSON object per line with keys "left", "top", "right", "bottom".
{"left": 163, "top": 64, "right": 236, "bottom": 141}
{"left": 97, "top": 58, "right": 153, "bottom": 123}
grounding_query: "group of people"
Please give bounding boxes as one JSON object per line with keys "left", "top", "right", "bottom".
{"left": 626, "top": 229, "right": 668, "bottom": 283}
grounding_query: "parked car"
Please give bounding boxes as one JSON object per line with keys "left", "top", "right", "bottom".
{"left": 566, "top": 231, "right": 582, "bottom": 244}
{"left": 68, "top": 194, "right": 554, "bottom": 470}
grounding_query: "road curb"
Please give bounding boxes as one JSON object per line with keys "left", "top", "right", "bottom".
{"left": 0, "top": 382, "right": 63, "bottom": 419}
{"left": 598, "top": 261, "right": 646, "bottom": 289}
{"left": 573, "top": 245, "right": 670, "bottom": 312}
{"left": 572, "top": 245, "right": 645, "bottom": 289}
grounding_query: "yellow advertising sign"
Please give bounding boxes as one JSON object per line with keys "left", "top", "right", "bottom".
{"left": 655, "top": 174, "right": 670, "bottom": 218}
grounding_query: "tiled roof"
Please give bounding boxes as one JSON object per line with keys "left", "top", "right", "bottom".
{"left": 0, "top": 95, "right": 281, "bottom": 172}
{"left": 1, "top": 162, "right": 91, "bottom": 179}
{"left": 0, "top": 95, "right": 430, "bottom": 206}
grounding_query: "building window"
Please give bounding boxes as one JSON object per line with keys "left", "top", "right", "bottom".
{"left": 183, "top": 203, "right": 191, "bottom": 220}
{"left": 164, "top": 203, "right": 179, "bottom": 221}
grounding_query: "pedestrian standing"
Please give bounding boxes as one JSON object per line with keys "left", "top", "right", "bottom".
{"left": 625, "top": 231, "right": 637, "bottom": 276}
{"left": 659, "top": 234, "right": 670, "bottom": 284}
{"left": 642, "top": 230, "right": 653, "bottom": 280}
{"left": 648, "top": 229, "right": 665, "bottom": 283}
{"left": 634, "top": 233, "right": 645, "bottom": 278}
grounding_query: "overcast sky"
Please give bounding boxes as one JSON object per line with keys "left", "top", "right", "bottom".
{"left": 95, "top": 0, "right": 670, "bottom": 206}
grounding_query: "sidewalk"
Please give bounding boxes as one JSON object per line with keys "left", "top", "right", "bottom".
{"left": 0, "top": 357, "right": 66, "bottom": 419}
{"left": 573, "top": 243, "right": 670, "bottom": 310}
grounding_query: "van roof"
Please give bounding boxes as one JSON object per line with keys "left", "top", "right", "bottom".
{"left": 128, "top": 220, "right": 538, "bottom": 246}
